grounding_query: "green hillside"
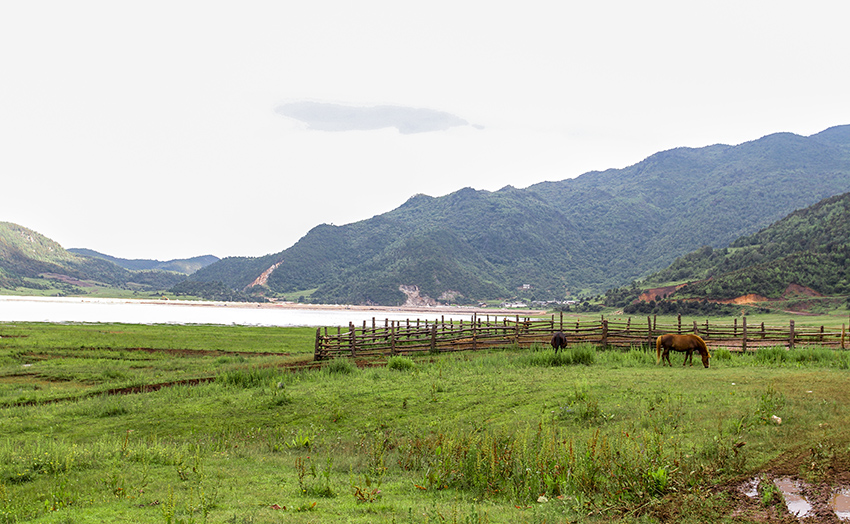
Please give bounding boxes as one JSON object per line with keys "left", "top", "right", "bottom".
{"left": 648, "top": 192, "right": 850, "bottom": 300}
{"left": 190, "top": 125, "right": 850, "bottom": 305}
{"left": 0, "top": 222, "right": 186, "bottom": 294}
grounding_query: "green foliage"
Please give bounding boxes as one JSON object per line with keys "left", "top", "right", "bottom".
{"left": 623, "top": 298, "right": 749, "bottom": 316}
{"left": 169, "top": 280, "right": 267, "bottom": 303}
{"left": 648, "top": 192, "right": 850, "bottom": 301}
{"left": 0, "top": 222, "right": 192, "bottom": 294}
{"left": 386, "top": 356, "right": 416, "bottom": 371}
{"left": 323, "top": 358, "right": 357, "bottom": 375}
{"left": 520, "top": 344, "right": 596, "bottom": 367}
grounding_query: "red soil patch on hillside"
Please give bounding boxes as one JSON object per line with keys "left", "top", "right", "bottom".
{"left": 717, "top": 293, "right": 770, "bottom": 305}
{"left": 638, "top": 284, "right": 688, "bottom": 302}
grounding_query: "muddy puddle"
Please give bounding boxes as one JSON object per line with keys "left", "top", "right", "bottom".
{"left": 739, "top": 476, "right": 760, "bottom": 498}
{"left": 774, "top": 477, "right": 813, "bottom": 519}
{"left": 831, "top": 488, "right": 850, "bottom": 521}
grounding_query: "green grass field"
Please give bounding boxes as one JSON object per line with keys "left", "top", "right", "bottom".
{"left": 2, "top": 320, "right": 850, "bottom": 523}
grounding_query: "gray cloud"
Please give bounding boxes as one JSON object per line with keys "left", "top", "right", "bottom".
{"left": 276, "top": 101, "right": 477, "bottom": 134}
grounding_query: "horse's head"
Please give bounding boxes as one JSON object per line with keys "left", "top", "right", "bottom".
{"left": 701, "top": 349, "right": 711, "bottom": 368}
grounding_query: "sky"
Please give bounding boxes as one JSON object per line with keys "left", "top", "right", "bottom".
{"left": 2, "top": 1, "right": 848, "bottom": 261}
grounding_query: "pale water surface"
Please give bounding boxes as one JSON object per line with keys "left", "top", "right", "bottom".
{"left": 0, "top": 296, "right": 478, "bottom": 327}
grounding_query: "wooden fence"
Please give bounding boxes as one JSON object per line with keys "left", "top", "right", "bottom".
{"left": 313, "top": 313, "right": 850, "bottom": 361}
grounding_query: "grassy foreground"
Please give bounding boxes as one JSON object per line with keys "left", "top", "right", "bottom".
{"left": 2, "top": 322, "right": 850, "bottom": 523}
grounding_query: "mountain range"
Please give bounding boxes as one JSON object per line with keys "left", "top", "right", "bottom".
{"left": 3, "top": 124, "right": 850, "bottom": 307}
{"left": 187, "top": 125, "right": 850, "bottom": 305}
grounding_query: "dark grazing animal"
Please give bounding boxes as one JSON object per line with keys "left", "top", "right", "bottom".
{"left": 656, "top": 334, "right": 711, "bottom": 368}
{"left": 551, "top": 331, "right": 567, "bottom": 353}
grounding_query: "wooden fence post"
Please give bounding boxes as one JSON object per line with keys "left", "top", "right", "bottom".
{"left": 390, "top": 322, "right": 397, "bottom": 355}
{"left": 647, "top": 316, "right": 653, "bottom": 346}
{"left": 601, "top": 319, "right": 608, "bottom": 349}
{"left": 693, "top": 320, "right": 699, "bottom": 335}
{"left": 789, "top": 320, "right": 795, "bottom": 350}
{"left": 560, "top": 311, "right": 563, "bottom": 331}
{"left": 430, "top": 324, "right": 438, "bottom": 353}
{"left": 677, "top": 314, "right": 682, "bottom": 334}
{"left": 313, "top": 327, "right": 322, "bottom": 360}
{"left": 842, "top": 324, "right": 846, "bottom": 350}
{"left": 514, "top": 317, "right": 520, "bottom": 345}
{"left": 742, "top": 316, "right": 747, "bottom": 353}
{"left": 349, "top": 322, "right": 356, "bottom": 358}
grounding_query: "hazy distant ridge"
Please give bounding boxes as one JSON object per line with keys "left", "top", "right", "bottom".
{"left": 68, "top": 248, "right": 219, "bottom": 275}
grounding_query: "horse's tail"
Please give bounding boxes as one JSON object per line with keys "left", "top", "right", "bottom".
{"left": 655, "top": 336, "right": 662, "bottom": 364}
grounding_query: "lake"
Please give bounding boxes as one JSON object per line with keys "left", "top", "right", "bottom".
{"left": 0, "top": 296, "right": 491, "bottom": 327}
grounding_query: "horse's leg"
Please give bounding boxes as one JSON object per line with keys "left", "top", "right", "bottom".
{"left": 663, "top": 348, "right": 671, "bottom": 366}
{"left": 685, "top": 349, "right": 693, "bottom": 366}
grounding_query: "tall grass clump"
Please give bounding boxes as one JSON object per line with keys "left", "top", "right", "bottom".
{"left": 789, "top": 346, "right": 837, "bottom": 364}
{"left": 598, "top": 346, "right": 655, "bottom": 367}
{"left": 395, "top": 417, "right": 720, "bottom": 509}
{"left": 755, "top": 345, "right": 845, "bottom": 367}
{"left": 215, "top": 366, "right": 283, "bottom": 388}
{"left": 387, "top": 356, "right": 416, "bottom": 371}
{"left": 755, "top": 346, "right": 787, "bottom": 365}
{"left": 323, "top": 358, "right": 357, "bottom": 375}
{"left": 518, "top": 343, "right": 595, "bottom": 367}
{"left": 712, "top": 348, "right": 733, "bottom": 361}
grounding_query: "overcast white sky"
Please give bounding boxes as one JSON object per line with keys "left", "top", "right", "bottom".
{"left": 2, "top": 1, "right": 848, "bottom": 261}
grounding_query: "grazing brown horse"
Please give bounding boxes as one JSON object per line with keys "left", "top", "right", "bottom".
{"left": 656, "top": 334, "right": 711, "bottom": 368}
{"left": 551, "top": 331, "right": 567, "bottom": 353}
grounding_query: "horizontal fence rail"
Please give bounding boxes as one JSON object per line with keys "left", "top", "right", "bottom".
{"left": 313, "top": 313, "right": 850, "bottom": 361}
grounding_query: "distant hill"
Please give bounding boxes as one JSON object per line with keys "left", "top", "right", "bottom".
{"left": 68, "top": 248, "right": 219, "bottom": 274}
{"left": 190, "top": 125, "right": 850, "bottom": 305}
{"left": 648, "top": 191, "right": 850, "bottom": 300}
{"left": 0, "top": 222, "right": 186, "bottom": 293}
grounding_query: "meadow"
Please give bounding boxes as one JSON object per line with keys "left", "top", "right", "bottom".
{"left": 2, "top": 317, "right": 850, "bottom": 523}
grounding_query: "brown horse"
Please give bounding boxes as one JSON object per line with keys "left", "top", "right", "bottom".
{"left": 656, "top": 334, "right": 711, "bottom": 368}
{"left": 551, "top": 331, "right": 567, "bottom": 353}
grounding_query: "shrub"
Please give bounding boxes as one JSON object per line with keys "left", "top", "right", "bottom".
{"left": 519, "top": 344, "right": 596, "bottom": 367}
{"left": 755, "top": 346, "right": 787, "bottom": 365}
{"left": 387, "top": 356, "right": 416, "bottom": 371}
{"left": 713, "top": 348, "right": 733, "bottom": 361}
{"left": 324, "top": 358, "right": 356, "bottom": 375}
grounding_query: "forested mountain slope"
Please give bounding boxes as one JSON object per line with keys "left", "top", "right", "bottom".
{"left": 647, "top": 191, "right": 850, "bottom": 300}
{"left": 189, "top": 125, "right": 850, "bottom": 305}
{"left": 0, "top": 222, "right": 185, "bottom": 292}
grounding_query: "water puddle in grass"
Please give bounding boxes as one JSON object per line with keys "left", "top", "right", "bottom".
{"left": 830, "top": 488, "right": 850, "bottom": 521}
{"left": 740, "top": 477, "right": 760, "bottom": 498}
{"left": 774, "top": 478, "right": 812, "bottom": 519}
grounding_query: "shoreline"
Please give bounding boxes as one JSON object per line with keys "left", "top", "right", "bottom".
{"left": 0, "top": 294, "right": 548, "bottom": 317}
